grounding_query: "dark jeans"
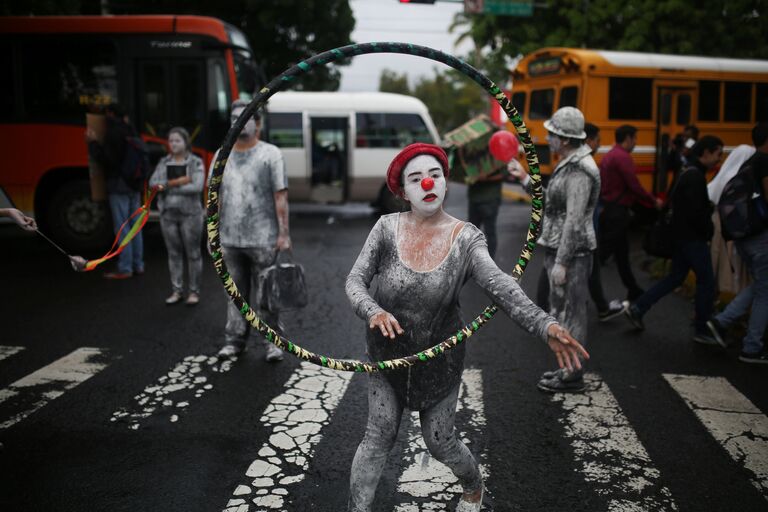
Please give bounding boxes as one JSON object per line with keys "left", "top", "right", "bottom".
{"left": 599, "top": 203, "right": 644, "bottom": 300}
{"left": 468, "top": 198, "right": 500, "bottom": 259}
{"left": 537, "top": 249, "right": 608, "bottom": 313}
{"left": 633, "top": 238, "right": 715, "bottom": 333}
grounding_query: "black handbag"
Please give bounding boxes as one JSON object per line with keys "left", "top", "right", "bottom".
{"left": 259, "top": 251, "right": 309, "bottom": 312}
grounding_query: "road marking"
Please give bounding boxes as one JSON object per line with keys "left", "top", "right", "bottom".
{"left": 223, "top": 362, "right": 354, "bottom": 512}
{"left": 0, "top": 347, "right": 108, "bottom": 430}
{"left": 664, "top": 373, "right": 768, "bottom": 499}
{"left": 111, "top": 354, "right": 235, "bottom": 429}
{"left": 552, "top": 373, "right": 678, "bottom": 511}
{"left": 0, "top": 345, "right": 24, "bottom": 362}
{"left": 394, "top": 369, "right": 487, "bottom": 511}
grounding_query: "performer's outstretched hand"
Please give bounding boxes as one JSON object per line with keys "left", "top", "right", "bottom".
{"left": 546, "top": 323, "right": 589, "bottom": 371}
{"left": 369, "top": 310, "right": 404, "bottom": 340}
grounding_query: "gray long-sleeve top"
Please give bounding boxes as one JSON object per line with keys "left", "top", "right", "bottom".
{"left": 346, "top": 213, "right": 556, "bottom": 410}
{"left": 536, "top": 144, "right": 601, "bottom": 265}
{"left": 149, "top": 153, "right": 206, "bottom": 215}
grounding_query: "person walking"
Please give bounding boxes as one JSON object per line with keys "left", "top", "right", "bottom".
{"left": 707, "top": 124, "right": 768, "bottom": 362}
{"left": 214, "top": 100, "right": 290, "bottom": 362}
{"left": 85, "top": 104, "right": 144, "bottom": 279}
{"left": 467, "top": 159, "right": 504, "bottom": 259}
{"left": 599, "top": 125, "right": 662, "bottom": 300}
{"left": 345, "top": 142, "right": 587, "bottom": 512}
{"left": 149, "top": 127, "right": 206, "bottom": 306}
{"left": 625, "top": 136, "right": 724, "bottom": 344}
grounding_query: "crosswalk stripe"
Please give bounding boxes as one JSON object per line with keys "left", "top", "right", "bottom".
{"left": 111, "top": 354, "right": 235, "bottom": 429}
{"left": 0, "top": 345, "right": 24, "bottom": 362}
{"left": 394, "top": 369, "right": 487, "bottom": 511}
{"left": 664, "top": 373, "right": 768, "bottom": 499}
{"left": 552, "top": 373, "right": 679, "bottom": 511}
{"left": 223, "top": 362, "right": 354, "bottom": 512}
{"left": 0, "top": 347, "right": 109, "bottom": 430}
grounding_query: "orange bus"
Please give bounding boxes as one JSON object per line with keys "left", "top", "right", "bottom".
{"left": 0, "top": 15, "right": 258, "bottom": 250}
{"left": 492, "top": 48, "right": 768, "bottom": 193}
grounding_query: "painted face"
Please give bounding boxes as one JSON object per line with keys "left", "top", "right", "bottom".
{"left": 402, "top": 155, "right": 446, "bottom": 217}
{"left": 168, "top": 132, "right": 186, "bottom": 155}
{"left": 231, "top": 106, "right": 259, "bottom": 140}
{"left": 546, "top": 133, "right": 563, "bottom": 154}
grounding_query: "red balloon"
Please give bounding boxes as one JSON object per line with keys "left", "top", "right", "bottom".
{"left": 488, "top": 130, "right": 520, "bottom": 162}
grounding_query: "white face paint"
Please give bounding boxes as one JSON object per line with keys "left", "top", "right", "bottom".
{"left": 547, "top": 133, "right": 563, "bottom": 155}
{"left": 231, "top": 106, "right": 259, "bottom": 140}
{"left": 401, "top": 154, "right": 446, "bottom": 218}
{"left": 168, "top": 132, "right": 186, "bottom": 156}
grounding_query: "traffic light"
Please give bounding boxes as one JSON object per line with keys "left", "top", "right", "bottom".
{"left": 399, "top": 1, "right": 437, "bottom": 4}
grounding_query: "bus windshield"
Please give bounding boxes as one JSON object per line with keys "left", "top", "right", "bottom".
{"left": 226, "top": 25, "right": 258, "bottom": 100}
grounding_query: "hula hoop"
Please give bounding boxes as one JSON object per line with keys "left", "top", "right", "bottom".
{"left": 206, "top": 43, "right": 543, "bottom": 372}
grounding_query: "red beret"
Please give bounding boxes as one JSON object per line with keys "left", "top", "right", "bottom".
{"left": 386, "top": 143, "right": 450, "bottom": 196}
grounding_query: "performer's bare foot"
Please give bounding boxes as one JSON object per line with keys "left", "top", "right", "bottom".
{"left": 456, "top": 487, "right": 483, "bottom": 511}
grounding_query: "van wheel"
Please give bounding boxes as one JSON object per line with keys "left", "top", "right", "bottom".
{"left": 373, "top": 183, "right": 409, "bottom": 215}
{"left": 46, "top": 180, "right": 112, "bottom": 253}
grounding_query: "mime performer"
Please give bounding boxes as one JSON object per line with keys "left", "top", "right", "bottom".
{"left": 345, "top": 143, "right": 588, "bottom": 511}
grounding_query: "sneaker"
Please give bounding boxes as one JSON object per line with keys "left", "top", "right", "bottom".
{"left": 540, "top": 368, "right": 563, "bottom": 380}
{"left": 165, "top": 292, "right": 183, "bottom": 305}
{"left": 598, "top": 300, "right": 629, "bottom": 322}
{"left": 104, "top": 271, "right": 132, "bottom": 280}
{"left": 185, "top": 293, "right": 200, "bottom": 306}
{"left": 537, "top": 374, "right": 586, "bottom": 393}
{"left": 706, "top": 319, "right": 728, "bottom": 348}
{"left": 624, "top": 305, "right": 645, "bottom": 330}
{"left": 217, "top": 344, "right": 244, "bottom": 359}
{"left": 692, "top": 331, "right": 722, "bottom": 347}
{"left": 264, "top": 343, "right": 284, "bottom": 363}
{"left": 739, "top": 351, "right": 768, "bottom": 364}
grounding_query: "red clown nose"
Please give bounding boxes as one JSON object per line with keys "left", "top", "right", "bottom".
{"left": 421, "top": 177, "right": 434, "bottom": 191}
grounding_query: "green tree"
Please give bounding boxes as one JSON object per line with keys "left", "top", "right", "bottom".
{"left": 2, "top": 0, "right": 355, "bottom": 91}
{"left": 379, "top": 69, "right": 411, "bottom": 95}
{"left": 451, "top": 0, "right": 768, "bottom": 82}
{"left": 414, "top": 69, "right": 487, "bottom": 136}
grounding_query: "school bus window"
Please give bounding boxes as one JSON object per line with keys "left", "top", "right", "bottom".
{"left": 609, "top": 77, "right": 652, "bottom": 120}
{"left": 268, "top": 113, "right": 303, "bottom": 148}
{"left": 724, "top": 81, "right": 751, "bottom": 122}
{"left": 660, "top": 93, "right": 671, "bottom": 125}
{"left": 511, "top": 92, "right": 526, "bottom": 117}
{"left": 21, "top": 39, "right": 117, "bottom": 123}
{"left": 757, "top": 84, "right": 768, "bottom": 122}
{"left": 0, "top": 41, "right": 14, "bottom": 121}
{"left": 677, "top": 93, "right": 691, "bottom": 125}
{"left": 698, "top": 80, "right": 720, "bottom": 122}
{"left": 529, "top": 89, "right": 554, "bottom": 120}
{"left": 558, "top": 86, "right": 578, "bottom": 108}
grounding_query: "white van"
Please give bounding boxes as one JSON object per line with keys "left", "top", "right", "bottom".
{"left": 262, "top": 92, "right": 440, "bottom": 206}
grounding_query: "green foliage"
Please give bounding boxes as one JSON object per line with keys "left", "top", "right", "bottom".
{"left": 3, "top": 0, "right": 355, "bottom": 91}
{"left": 452, "top": 0, "right": 768, "bottom": 82}
{"left": 379, "top": 67, "right": 487, "bottom": 136}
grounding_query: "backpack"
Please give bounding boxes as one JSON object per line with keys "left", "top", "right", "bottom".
{"left": 717, "top": 155, "right": 768, "bottom": 241}
{"left": 121, "top": 136, "right": 151, "bottom": 191}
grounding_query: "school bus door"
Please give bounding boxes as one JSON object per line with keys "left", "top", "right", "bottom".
{"left": 655, "top": 84, "right": 696, "bottom": 193}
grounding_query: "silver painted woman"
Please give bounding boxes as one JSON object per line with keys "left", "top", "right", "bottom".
{"left": 345, "top": 143, "right": 588, "bottom": 511}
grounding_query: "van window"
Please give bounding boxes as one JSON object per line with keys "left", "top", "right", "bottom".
{"left": 558, "top": 86, "right": 578, "bottom": 108}
{"left": 757, "top": 83, "right": 768, "bottom": 122}
{"left": 724, "top": 81, "right": 752, "bottom": 122}
{"left": 609, "top": 77, "right": 652, "bottom": 120}
{"left": 698, "top": 80, "right": 720, "bottom": 121}
{"left": 356, "top": 113, "right": 432, "bottom": 148}
{"left": 511, "top": 92, "right": 526, "bottom": 117}
{"left": 268, "top": 112, "right": 303, "bottom": 148}
{"left": 529, "top": 89, "right": 554, "bottom": 119}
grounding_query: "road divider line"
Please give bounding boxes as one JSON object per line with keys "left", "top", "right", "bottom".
{"left": 394, "top": 369, "right": 487, "bottom": 511}
{"left": 0, "top": 345, "right": 24, "bottom": 362}
{"left": 664, "top": 373, "right": 768, "bottom": 499}
{"left": 0, "top": 347, "right": 109, "bottom": 430}
{"left": 111, "top": 354, "right": 235, "bottom": 430}
{"left": 223, "top": 362, "right": 354, "bottom": 512}
{"left": 552, "top": 373, "right": 678, "bottom": 511}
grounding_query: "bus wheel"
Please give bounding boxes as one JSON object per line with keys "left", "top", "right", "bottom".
{"left": 46, "top": 180, "right": 112, "bottom": 253}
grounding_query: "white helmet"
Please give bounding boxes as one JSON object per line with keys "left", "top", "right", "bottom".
{"left": 544, "top": 106, "right": 587, "bottom": 139}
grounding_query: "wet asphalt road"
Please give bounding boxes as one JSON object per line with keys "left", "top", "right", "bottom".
{"left": 1, "top": 185, "right": 767, "bottom": 512}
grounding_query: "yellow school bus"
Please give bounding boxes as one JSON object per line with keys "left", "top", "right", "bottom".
{"left": 496, "top": 48, "right": 768, "bottom": 194}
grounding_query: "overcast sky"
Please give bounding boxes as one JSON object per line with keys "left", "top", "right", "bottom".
{"left": 338, "top": 0, "right": 476, "bottom": 92}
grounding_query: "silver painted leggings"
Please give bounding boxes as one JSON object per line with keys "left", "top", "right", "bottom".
{"left": 348, "top": 373, "right": 482, "bottom": 511}
{"left": 160, "top": 209, "right": 203, "bottom": 294}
